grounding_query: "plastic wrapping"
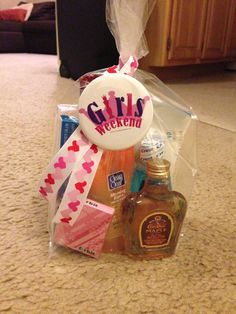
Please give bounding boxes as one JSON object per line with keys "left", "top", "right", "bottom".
{"left": 106, "top": 0, "right": 156, "bottom": 62}
{"left": 43, "top": 0, "right": 197, "bottom": 259}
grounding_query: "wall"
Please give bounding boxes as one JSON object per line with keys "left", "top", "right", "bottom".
{"left": 0, "top": 0, "right": 55, "bottom": 10}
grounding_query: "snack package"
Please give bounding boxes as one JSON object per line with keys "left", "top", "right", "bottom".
{"left": 54, "top": 198, "right": 114, "bottom": 258}
{"left": 39, "top": 0, "right": 197, "bottom": 259}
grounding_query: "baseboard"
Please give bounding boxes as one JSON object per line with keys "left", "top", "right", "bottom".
{"left": 140, "top": 62, "right": 230, "bottom": 82}
{"left": 225, "top": 61, "right": 236, "bottom": 71}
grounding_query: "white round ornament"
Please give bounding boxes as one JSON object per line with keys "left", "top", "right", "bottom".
{"left": 78, "top": 73, "right": 153, "bottom": 150}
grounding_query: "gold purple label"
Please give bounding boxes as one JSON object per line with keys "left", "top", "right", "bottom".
{"left": 139, "top": 212, "right": 173, "bottom": 248}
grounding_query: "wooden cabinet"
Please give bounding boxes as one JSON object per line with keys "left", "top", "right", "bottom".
{"left": 202, "top": 0, "right": 231, "bottom": 59}
{"left": 168, "top": 0, "right": 207, "bottom": 61}
{"left": 142, "top": 0, "right": 236, "bottom": 67}
{"left": 224, "top": 0, "right": 236, "bottom": 57}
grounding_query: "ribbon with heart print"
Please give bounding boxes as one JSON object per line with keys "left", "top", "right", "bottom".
{"left": 39, "top": 128, "right": 103, "bottom": 225}
{"left": 39, "top": 56, "right": 140, "bottom": 226}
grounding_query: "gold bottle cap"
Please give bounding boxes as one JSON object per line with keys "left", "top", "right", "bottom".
{"left": 146, "top": 159, "right": 170, "bottom": 178}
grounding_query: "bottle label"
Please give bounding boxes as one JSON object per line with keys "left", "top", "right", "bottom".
{"left": 106, "top": 171, "right": 127, "bottom": 239}
{"left": 140, "top": 134, "right": 165, "bottom": 161}
{"left": 108, "top": 171, "right": 125, "bottom": 190}
{"left": 139, "top": 212, "right": 173, "bottom": 248}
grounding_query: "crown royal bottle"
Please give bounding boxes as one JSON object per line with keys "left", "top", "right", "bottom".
{"left": 122, "top": 159, "right": 187, "bottom": 260}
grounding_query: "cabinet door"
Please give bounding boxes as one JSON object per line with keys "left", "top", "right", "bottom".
{"left": 224, "top": 0, "right": 236, "bottom": 57}
{"left": 168, "top": 0, "right": 207, "bottom": 61}
{"left": 202, "top": 0, "right": 231, "bottom": 59}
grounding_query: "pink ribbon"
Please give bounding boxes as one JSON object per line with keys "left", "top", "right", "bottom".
{"left": 39, "top": 56, "right": 138, "bottom": 226}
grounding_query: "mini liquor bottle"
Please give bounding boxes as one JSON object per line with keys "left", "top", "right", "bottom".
{"left": 122, "top": 159, "right": 187, "bottom": 260}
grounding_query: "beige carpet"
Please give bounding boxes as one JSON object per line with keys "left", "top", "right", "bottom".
{"left": 168, "top": 73, "right": 236, "bottom": 132}
{"left": 0, "top": 54, "right": 235, "bottom": 313}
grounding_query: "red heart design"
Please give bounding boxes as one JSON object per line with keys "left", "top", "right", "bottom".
{"left": 75, "top": 181, "right": 87, "bottom": 193}
{"left": 68, "top": 201, "right": 81, "bottom": 212}
{"left": 54, "top": 157, "right": 66, "bottom": 169}
{"left": 82, "top": 161, "right": 94, "bottom": 174}
{"left": 90, "top": 144, "right": 98, "bottom": 154}
{"left": 107, "top": 65, "right": 118, "bottom": 73}
{"left": 45, "top": 173, "right": 55, "bottom": 185}
{"left": 131, "top": 59, "right": 138, "bottom": 69}
{"left": 68, "top": 140, "right": 80, "bottom": 152}
{"left": 60, "top": 217, "right": 72, "bottom": 223}
{"left": 39, "top": 186, "right": 47, "bottom": 197}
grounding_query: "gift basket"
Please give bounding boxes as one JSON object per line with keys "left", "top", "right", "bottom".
{"left": 39, "top": 0, "right": 197, "bottom": 260}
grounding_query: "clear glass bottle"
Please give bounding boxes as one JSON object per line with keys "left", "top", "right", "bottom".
{"left": 122, "top": 159, "right": 187, "bottom": 260}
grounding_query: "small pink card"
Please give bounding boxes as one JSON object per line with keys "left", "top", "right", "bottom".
{"left": 53, "top": 199, "right": 114, "bottom": 258}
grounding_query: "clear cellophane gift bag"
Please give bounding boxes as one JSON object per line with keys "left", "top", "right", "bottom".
{"left": 40, "top": 0, "right": 197, "bottom": 259}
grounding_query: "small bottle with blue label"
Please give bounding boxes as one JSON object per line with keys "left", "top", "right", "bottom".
{"left": 131, "top": 130, "right": 165, "bottom": 192}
